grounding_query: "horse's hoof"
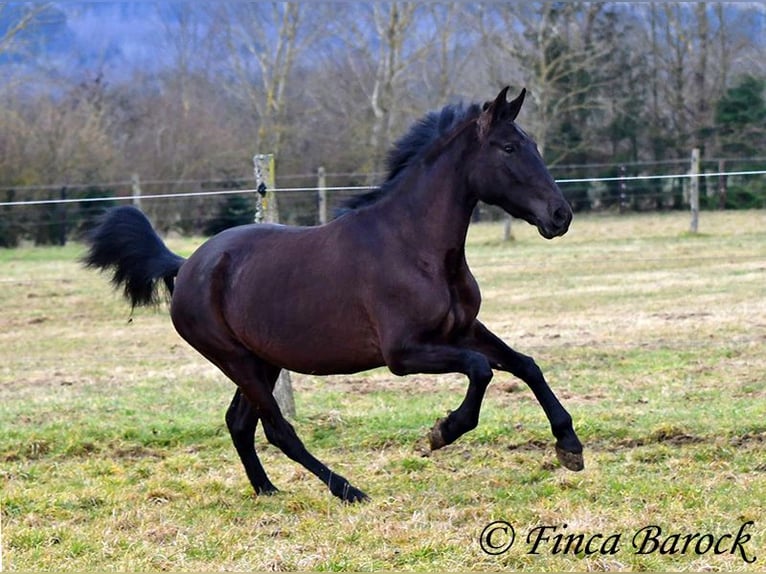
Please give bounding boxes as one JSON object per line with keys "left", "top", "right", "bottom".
{"left": 556, "top": 445, "right": 584, "bottom": 471}
{"left": 255, "top": 484, "right": 280, "bottom": 496}
{"left": 429, "top": 419, "right": 447, "bottom": 450}
{"left": 341, "top": 484, "right": 370, "bottom": 504}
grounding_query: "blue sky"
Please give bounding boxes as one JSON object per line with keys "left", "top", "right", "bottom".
{"left": 5, "top": 2, "right": 764, "bottom": 83}
{"left": 1, "top": 2, "right": 173, "bottom": 76}
{"left": 58, "top": 3, "right": 171, "bottom": 73}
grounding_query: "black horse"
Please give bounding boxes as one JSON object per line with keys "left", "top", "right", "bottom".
{"left": 83, "top": 87, "right": 583, "bottom": 503}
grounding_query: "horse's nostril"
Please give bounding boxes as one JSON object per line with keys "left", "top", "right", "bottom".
{"left": 553, "top": 205, "right": 571, "bottom": 227}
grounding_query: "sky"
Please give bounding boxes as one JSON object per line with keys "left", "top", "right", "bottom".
{"left": 4, "top": 2, "right": 765, "bottom": 84}
{"left": 2, "top": 2, "right": 173, "bottom": 77}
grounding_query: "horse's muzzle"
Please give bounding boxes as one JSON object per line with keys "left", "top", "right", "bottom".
{"left": 538, "top": 204, "right": 572, "bottom": 239}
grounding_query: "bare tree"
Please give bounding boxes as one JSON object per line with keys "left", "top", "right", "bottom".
{"left": 2, "top": 1, "right": 765, "bottom": 243}
{"left": 478, "top": 3, "right": 616, "bottom": 164}
{"left": 0, "top": 2, "right": 52, "bottom": 57}
{"left": 216, "top": 3, "right": 323, "bottom": 160}
{"left": 158, "top": 3, "right": 214, "bottom": 116}
{"left": 418, "top": 3, "right": 483, "bottom": 106}
{"left": 367, "top": 3, "right": 418, "bottom": 170}
{"left": 9, "top": 75, "right": 115, "bottom": 187}
{"left": 302, "top": 3, "right": 484, "bottom": 184}
{"left": 327, "top": 2, "right": 482, "bottom": 174}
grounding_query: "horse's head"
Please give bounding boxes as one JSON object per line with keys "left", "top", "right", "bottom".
{"left": 469, "top": 87, "right": 572, "bottom": 239}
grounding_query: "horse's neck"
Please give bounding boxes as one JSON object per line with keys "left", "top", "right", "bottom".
{"left": 383, "top": 154, "right": 477, "bottom": 253}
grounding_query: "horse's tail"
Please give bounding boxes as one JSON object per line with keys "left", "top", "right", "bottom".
{"left": 82, "top": 206, "right": 186, "bottom": 309}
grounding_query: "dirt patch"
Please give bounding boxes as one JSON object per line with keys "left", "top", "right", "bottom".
{"left": 613, "top": 430, "right": 704, "bottom": 450}
{"left": 507, "top": 428, "right": 707, "bottom": 456}
{"left": 0, "top": 368, "right": 101, "bottom": 393}
{"left": 728, "top": 431, "right": 766, "bottom": 447}
{"left": 651, "top": 311, "right": 713, "bottom": 321}
{"left": 112, "top": 444, "right": 166, "bottom": 460}
{"left": 295, "top": 372, "right": 466, "bottom": 396}
{"left": 507, "top": 438, "right": 548, "bottom": 452}
{"left": 589, "top": 428, "right": 766, "bottom": 454}
{"left": 584, "top": 425, "right": 707, "bottom": 453}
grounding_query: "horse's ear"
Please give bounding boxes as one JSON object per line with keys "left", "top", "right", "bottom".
{"left": 490, "top": 86, "right": 510, "bottom": 122}
{"left": 508, "top": 88, "right": 526, "bottom": 121}
{"left": 478, "top": 86, "right": 511, "bottom": 138}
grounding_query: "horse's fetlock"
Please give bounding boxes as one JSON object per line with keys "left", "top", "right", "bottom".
{"left": 457, "top": 410, "right": 480, "bottom": 434}
{"left": 551, "top": 414, "right": 575, "bottom": 439}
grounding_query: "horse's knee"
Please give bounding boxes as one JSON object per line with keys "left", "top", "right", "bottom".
{"left": 516, "top": 354, "right": 545, "bottom": 385}
{"left": 469, "top": 360, "right": 493, "bottom": 388}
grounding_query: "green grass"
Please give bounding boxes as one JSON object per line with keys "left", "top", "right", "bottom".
{"left": 1, "top": 210, "right": 765, "bottom": 571}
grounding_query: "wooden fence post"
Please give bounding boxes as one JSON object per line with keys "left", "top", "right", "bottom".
{"left": 252, "top": 153, "right": 296, "bottom": 418}
{"left": 689, "top": 148, "right": 700, "bottom": 233}
{"left": 58, "top": 186, "right": 67, "bottom": 246}
{"left": 503, "top": 214, "right": 514, "bottom": 241}
{"left": 131, "top": 173, "right": 142, "bottom": 208}
{"left": 718, "top": 159, "right": 727, "bottom": 210}
{"left": 619, "top": 164, "right": 628, "bottom": 213}
{"left": 317, "top": 166, "right": 327, "bottom": 225}
{"left": 253, "top": 154, "right": 279, "bottom": 224}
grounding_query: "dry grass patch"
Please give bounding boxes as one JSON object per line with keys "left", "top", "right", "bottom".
{"left": 1, "top": 210, "right": 765, "bottom": 571}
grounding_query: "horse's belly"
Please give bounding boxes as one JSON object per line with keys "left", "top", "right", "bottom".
{"left": 239, "top": 323, "right": 385, "bottom": 376}
{"left": 224, "top": 278, "right": 384, "bottom": 375}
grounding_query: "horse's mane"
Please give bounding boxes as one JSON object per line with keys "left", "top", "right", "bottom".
{"left": 339, "top": 102, "right": 482, "bottom": 213}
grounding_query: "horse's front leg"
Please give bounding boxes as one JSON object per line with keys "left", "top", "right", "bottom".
{"left": 462, "top": 321, "right": 584, "bottom": 471}
{"left": 384, "top": 343, "right": 493, "bottom": 449}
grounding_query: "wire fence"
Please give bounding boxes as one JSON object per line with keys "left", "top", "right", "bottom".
{"left": 1, "top": 161, "right": 764, "bottom": 247}
{"left": 2, "top": 155, "right": 766, "bottom": 195}
{"left": 2, "top": 169, "right": 765, "bottom": 205}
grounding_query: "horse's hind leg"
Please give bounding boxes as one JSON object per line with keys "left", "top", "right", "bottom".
{"left": 259, "top": 414, "right": 368, "bottom": 503}
{"left": 225, "top": 388, "right": 278, "bottom": 495}
{"left": 221, "top": 355, "right": 369, "bottom": 503}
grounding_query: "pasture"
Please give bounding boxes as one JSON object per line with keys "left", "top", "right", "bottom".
{"left": 1, "top": 209, "right": 764, "bottom": 571}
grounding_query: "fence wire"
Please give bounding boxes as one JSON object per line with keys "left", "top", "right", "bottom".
{"left": 1, "top": 170, "right": 764, "bottom": 208}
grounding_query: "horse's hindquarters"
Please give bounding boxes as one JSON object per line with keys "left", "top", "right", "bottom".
{"left": 171, "top": 223, "right": 385, "bottom": 376}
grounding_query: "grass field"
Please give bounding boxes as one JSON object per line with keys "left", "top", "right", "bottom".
{"left": 1, "top": 209, "right": 764, "bottom": 571}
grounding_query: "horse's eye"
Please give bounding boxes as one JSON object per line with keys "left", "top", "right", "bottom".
{"left": 503, "top": 143, "right": 516, "bottom": 154}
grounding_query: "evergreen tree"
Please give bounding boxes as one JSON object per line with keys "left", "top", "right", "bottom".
{"left": 715, "top": 75, "right": 766, "bottom": 157}
{"left": 204, "top": 194, "right": 255, "bottom": 236}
